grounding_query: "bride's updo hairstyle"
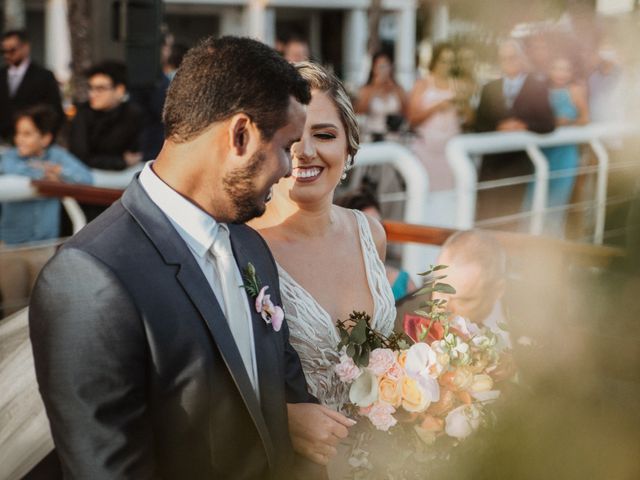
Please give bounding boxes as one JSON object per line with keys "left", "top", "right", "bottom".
{"left": 295, "top": 62, "right": 360, "bottom": 167}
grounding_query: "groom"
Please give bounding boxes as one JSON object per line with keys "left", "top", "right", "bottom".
{"left": 30, "top": 37, "right": 315, "bottom": 479}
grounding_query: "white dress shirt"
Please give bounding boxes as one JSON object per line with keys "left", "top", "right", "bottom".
{"left": 138, "top": 161, "right": 260, "bottom": 399}
{"left": 483, "top": 300, "right": 512, "bottom": 349}
{"left": 502, "top": 73, "right": 527, "bottom": 110}
{"left": 7, "top": 58, "right": 30, "bottom": 97}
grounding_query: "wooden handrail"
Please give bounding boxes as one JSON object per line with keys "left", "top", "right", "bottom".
{"left": 26, "top": 181, "right": 625, "bottom": 268}
{"left": 382, "top": 220, "right": 456, "bottom": 246}
{"left": 382, "top": 219, "right": 624, "bottom": 268}
{"left": 31, "top": 180, "right": 124, "bottom": 206}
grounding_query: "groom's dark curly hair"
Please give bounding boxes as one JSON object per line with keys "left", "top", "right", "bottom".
{"left": 163, "top": 36, "right": 311, "bottom": 143}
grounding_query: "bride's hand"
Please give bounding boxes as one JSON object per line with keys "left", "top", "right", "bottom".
{"left": 287, "top": 403, "right": 356, "bottom": 465}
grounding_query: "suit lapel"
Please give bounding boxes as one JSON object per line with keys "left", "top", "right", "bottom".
{"left": 228, "top": 227, "right": 283, "bottom": 418}
{"left": 120, "top": 179, "right": 276, "bottom": 468}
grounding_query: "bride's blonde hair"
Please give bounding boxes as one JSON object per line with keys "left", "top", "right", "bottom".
{"left": 294, "top": 61, "right": 360, "bottom": 167}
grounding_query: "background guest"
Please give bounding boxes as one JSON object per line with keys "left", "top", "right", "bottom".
{"left": 355, "top": 51, "right": 406, "bottom": 142}
{"left": 0, "top": 30, "right": 63, "bottom": 143}
{"left": 408, "top": 42, "right": 461, "bottom": 226}
{"left": 68, "top": 61, "right": 142, "bottom": 220}
{"left": 0, "top": 104, "right": 92, "bottom": 315}
{"left": 131, "top": 43, "right": 188, "bottom": 162}
{"left": 69, "top": 61, "right": 143, "bottom": 171}
{"left": 524, "top": 33, "right": 552, "bottom": 82}
{"left": 475, "top": 39, "right": 555, "bottom": 229}
{"left": 452, "top": 44, "right": 480, "bottom": 131}
{"left": 434, "top": 229, "right": 510, "bottom": 347}
{"left": 526, "top": 54, "right": 589, "bottom": 237}
{"left": 283, "top": 34, "right": 310, "bottom": 63}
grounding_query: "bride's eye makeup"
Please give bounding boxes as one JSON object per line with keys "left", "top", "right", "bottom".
{"left": 314, "top": 132, "right": 336, "bottom": 140}
{"left": 311, "top": 122, "right": 339, "bottom": 141}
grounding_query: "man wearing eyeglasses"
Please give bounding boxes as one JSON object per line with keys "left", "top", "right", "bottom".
{"left": 68, "top": 60, "right": 144, "bottom": 220}
{"left": 0, "top": 29, "right": 64, "bottom": 142}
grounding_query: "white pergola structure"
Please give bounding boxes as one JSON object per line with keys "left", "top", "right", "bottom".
{"left": 42, "top": 0, "right": 72, "bottom": 84}
{"left": 167, "top": 0, "right": 417, "bottom": 90}
{"left": 42, "top": 0, "right": 416, "bottom": 88}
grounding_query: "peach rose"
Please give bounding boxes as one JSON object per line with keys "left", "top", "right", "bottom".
{"left": 456, "top": 390, "right": 472, "bottom": 405}
{"left": 440, "top": 367, "right": 474, "bottom": 392}
{"left": 397, "top": 350, "right": 408, "bottom": 368}
{"left": 378, "top": 376, "right": 402, "bottom": 407}
{"left": 401, "top": 377, "right": 431, "bottom": 413}
{"left": 427, "top": 388, "right": 456, "bottom": 416}
{"left": 421, "top": 414, "right": 444, "bottom": 432}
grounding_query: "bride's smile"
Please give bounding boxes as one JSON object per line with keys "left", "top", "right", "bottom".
{"left": 292, "top": 165, "right": 324, "bottom": 182}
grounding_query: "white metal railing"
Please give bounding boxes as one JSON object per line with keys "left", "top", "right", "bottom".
{"left": 446, "top": 122, "right": 640, "bottom": 243}
{"left": 348, "top": 142, "right": 431, "bottom": 282}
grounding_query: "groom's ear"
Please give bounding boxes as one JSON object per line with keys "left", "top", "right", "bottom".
{"left": 228, "top": 113, "right": 258, "bottom": 158}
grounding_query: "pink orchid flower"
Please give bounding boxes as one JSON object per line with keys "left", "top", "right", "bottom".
{"left": 255, "top": 286, "right": 284, "bottom": 332}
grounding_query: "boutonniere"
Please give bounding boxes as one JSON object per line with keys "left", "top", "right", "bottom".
{"left": 243, "top": 262, "right": 284, "bottom": 332}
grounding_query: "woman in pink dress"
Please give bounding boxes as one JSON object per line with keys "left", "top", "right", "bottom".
{"left": 407, "top": 43, "right": 461, "bottom": 227}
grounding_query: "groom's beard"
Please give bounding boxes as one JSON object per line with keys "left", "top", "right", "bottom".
{"left": 223, "top": 150, "right": 267, "bottom": 224}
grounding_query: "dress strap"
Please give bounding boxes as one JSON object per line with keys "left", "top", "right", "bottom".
{"left": 351, "top": 210, "right": 396, "bottom": 336}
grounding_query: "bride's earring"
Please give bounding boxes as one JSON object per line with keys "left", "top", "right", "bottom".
{"left": 341, "top": 156, "right": 354, "bottom": 182}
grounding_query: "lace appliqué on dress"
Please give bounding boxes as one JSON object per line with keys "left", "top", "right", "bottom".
{"left": 278, "top": 210, "right": 396, "bottom": 411}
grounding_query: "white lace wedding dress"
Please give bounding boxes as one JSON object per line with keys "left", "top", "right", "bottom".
{"left": 278, "top": 210, "right": 397, "bottom": 411}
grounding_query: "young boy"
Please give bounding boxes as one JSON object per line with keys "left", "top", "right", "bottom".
{"left": 0, "top": 104, "right": 92, "bottom": 315}
{"left": 1, "top": 104, "right": 93, "bottom": 245}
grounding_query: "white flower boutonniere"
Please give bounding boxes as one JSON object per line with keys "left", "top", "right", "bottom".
{"left": 243, "top": 262, "right": 284, "bottom": 332}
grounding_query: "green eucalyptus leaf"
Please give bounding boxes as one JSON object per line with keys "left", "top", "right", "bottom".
{"left": 351, "top": 319, "right": 367, "bottom": 344}
{"left": 433, "top": 283, "right": 456, "bottom": 294}
{"left": 346, "top": 344, "right": 356, "bottom": 358}
{"left": 413, "top": 287, "right": 435, "bottom": 297}
{"left": 360, "top": 348, "right": 370, "bottom": 367}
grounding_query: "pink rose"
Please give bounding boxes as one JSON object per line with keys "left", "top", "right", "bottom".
{"left": 367, "top": 402, "right": 397, "bottom": 431}
{"left": 335, "top": 353, "right": 361, "bottom": 383}
{"left": 385, "top": 360, "right": 405, "bottom": 382}
{"left": 368, "top": 348, "right": 397, "bottom": 376}
{"left": 255, "top": 286, "right": 284, "bottom": 332}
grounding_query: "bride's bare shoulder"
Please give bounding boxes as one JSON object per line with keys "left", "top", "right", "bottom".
{"left": 337, "top": 206, "right": 387, "bottom": 261}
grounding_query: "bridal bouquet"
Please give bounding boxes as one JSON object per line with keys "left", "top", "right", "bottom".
{"left": 335, "top": 265, "right": 512, "bottom": 447}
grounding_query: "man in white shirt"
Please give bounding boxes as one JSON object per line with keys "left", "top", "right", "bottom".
{"left": 0, "top": 29, "right": 63, "bottom": 141}
{"left": 30, "top": 36, "right": 324, "bottom": 479}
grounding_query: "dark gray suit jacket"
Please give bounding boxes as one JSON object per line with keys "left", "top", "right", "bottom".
{"left": 29, "top": 178, "right": 314, "bottom": 479}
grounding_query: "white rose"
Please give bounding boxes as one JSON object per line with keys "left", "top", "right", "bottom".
{"left": 349, "top": 369, "right": 379, "bottom": 407}
{"left": 445, "top": 404, "right": 481, "bottom": 439}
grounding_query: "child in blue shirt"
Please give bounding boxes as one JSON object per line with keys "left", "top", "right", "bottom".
{"left": 0, "top": 104, "right": 93, "bottom": 245}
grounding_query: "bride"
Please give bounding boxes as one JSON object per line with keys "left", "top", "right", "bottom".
{"left": 249, "top": 62, "right": 396, "bottom": 475}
